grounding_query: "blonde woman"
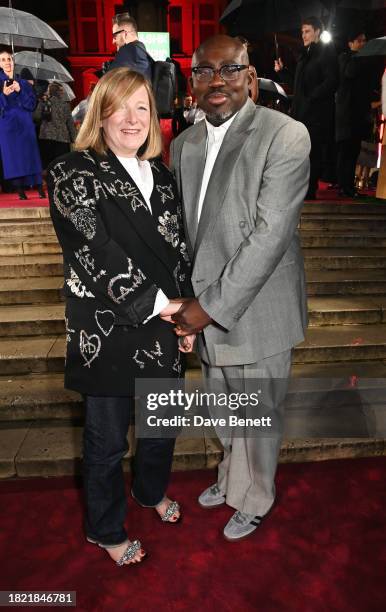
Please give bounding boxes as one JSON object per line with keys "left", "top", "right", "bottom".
{"left": 47, "top": 68, "right": 193, "bottom": 566}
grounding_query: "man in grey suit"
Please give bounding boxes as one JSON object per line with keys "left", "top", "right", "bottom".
{"left": 166, "top": 35, "right": 310, "bottom": 541}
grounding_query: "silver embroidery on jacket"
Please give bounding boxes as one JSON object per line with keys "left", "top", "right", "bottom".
{"left": 107, "top": 258, "right": 146, "bottom": 304}
{"left": 66, "top": 266, "right": 95, "bottom": 298}
{"left": 74, "top": 245, "right": 106, "bottom": 282}
{"left": 132, "top": 341, "right": 164, "bottom": 369}
{"left": 156, "top": 184, "right": 174, "bottom": 203}
{"left": 80, "top": 330, "right": 101, "bottom": 367}
{"left": 158, "top": 211, "right": 179, "bottom": 247}
{"left": 95, "top": 309, "right": 115, "bottom": 337}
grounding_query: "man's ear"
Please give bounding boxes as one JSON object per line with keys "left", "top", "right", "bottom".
{"left": 188, "top": 76, "right": 194, "bottom": 93}
{"left": 248, "top": 66, "right": 258, "bottom": 104}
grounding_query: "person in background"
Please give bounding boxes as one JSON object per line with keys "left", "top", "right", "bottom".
{"left": 72, "top": 82, "right": 96, "bottom": 126}
{"left": 335, "top": 30, "right": 373, "bottom": 197}
{"left": 109, "top": 12, "right": 153, "bottom": 81}
{"left": 0, "top": 46, "right": 44, "bottom": 200}
{"left": 275, "top": 17, "right": 338, "bottom": 199}
{"left": 35, "top": 82, "right": 77, "bottom": 170}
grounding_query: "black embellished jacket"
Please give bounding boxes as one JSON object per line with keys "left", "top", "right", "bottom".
{"left": 47, "top": 149, "right": 192, "bottom": 396}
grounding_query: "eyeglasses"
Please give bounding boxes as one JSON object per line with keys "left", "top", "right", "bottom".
{"left": 113, "top": 28, "right": 134, "bottom": 40}
{"left": 191, "top": 64, "right": 248, "bottom": 82}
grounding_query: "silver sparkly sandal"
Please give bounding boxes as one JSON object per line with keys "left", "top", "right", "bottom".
{"left": 158, "top": 499, "right": 181, "bottom": 523}
{"left": 87, "top": 537, "right": 147, "bottom": 566}
{"left": 115, "top": 540, "right": 145, "bottom": 566}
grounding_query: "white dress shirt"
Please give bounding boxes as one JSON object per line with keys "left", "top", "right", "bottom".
{"left": 197, "top": 112, "right": 238, "bottom": 221}
{"left": 117, "top": 156, "right": 169, "bottom": 320}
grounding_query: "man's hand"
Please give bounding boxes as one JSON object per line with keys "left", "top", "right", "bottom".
{"left": 159, "top": 298, "right": 190, "bottom": 323}
{"left": 173, "top": 298, "right": 212, "bottom": 335}
{"left": 274, "top": 58, "right": 283, "bottom": 72}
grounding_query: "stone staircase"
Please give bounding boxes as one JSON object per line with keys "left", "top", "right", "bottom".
{"left": 1, "top": 202, "right": 386, "bottom": 478}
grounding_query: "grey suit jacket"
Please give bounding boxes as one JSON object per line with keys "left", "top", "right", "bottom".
{"left": 170, "top": 98, "right": 311, "bottom": 366}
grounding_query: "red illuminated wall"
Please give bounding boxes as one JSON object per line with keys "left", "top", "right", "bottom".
{"left": 66, "top": 0, "right": 227, "bottom": 99}
{"left": 168, "top": 0, "right": 227, "bottom": 76}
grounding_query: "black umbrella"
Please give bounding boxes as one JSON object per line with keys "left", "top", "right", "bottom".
{"left": 356, "top": 36, "right": 386, "bottom": 57}
{"left": 258, "top": 78, "right": 288, "bottom": 98}
{"left": 220, "top": 0, "right": 325, "bottom": 37}
{"left": 335, "top": 0, "right": 385, "bottom": 8}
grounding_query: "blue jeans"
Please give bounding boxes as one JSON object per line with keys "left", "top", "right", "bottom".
{"left": 83, "top": 395, "right": 176, "bottom": 546}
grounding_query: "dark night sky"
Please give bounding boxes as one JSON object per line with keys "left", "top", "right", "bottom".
{"left": 0, "top": 0, "right": 68, "bottom": 21}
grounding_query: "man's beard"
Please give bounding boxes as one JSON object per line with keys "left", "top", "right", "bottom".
{"left": 204, "top": 108, "right": 234, "bottom": 125}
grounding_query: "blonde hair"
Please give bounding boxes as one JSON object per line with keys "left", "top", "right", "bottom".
{"left": 75, "top": 68, "right": 162, "bottom": 159}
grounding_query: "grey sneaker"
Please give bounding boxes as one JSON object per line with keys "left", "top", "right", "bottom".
{"left": 223, "top": 510, "right": 261, "bottom": 541}
{"left": 198, "top": 483, "right": 226, "bottom": 508}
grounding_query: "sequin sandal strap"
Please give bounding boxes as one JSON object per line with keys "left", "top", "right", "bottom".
{"left": 161, "top": 500, "right": 180, "bottom": 522}
{"left": 116, "top": 540, "right": 142, "bottom": 566}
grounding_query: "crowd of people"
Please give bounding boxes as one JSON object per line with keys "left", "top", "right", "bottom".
{"left": 275, "top": 17, "right": 382, "bottom": 199}
{"left": 0, "top": 10, "right": 384, "bottom": 569}
{"left": 0, "top": 45, "right": 76, "bottom": 199}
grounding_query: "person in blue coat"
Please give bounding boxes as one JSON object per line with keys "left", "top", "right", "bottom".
{"left": 0, "top": 46, "right": 45, "bottom": 200}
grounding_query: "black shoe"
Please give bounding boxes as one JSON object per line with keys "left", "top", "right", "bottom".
{"left": 18, "top": 190, "right": 27, "bottom": 200}
{"left": 37, "top": 186, "right": 46, "bottom": 199}
{"left": 338, "top": 188, "right": 358, "bottom": 198}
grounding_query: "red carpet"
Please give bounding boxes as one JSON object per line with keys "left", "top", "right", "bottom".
{"left": 0, "top": 458, "right": 385, "bottom": 611}
{"left": 0, "top": 190, "right": 48, "bottom": 207}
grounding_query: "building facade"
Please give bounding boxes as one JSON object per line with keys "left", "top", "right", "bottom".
{"left": 66, "top": 0, "right": 227, "bottom": 99}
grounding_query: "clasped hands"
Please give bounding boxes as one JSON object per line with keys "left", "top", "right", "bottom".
{"left": 160, "top": 298, "right": 212, "bottom": 353}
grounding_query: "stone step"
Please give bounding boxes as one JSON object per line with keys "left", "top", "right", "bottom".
{"left": 303, "top": 201, "right": 386, "bottom": 215}
{"left": 0, "top": 254, "right": 62, "bottom": 278}
{"left": 1, "top": 421, "right": 384, "bottom": 478}
{"left": 306, "top": 269, "right": 386, "bottom": 296}
{"left": 0, "top": 304, "right": 65, "bottom": 336}
{"left": 3, "top": 298, "right": 383, "bottom": 337}
{"left": 4, "top": 324, "right": 386, "bottom": 376}
{"left": 299, "top": 215, "right": 386, "bottom": 232}
{"left": 0, "top": 207, "right": 50, "bottom": 220}
{"left": 0, "top": 277, "right": 63, "bottom": 305}
{"left": 308, "top": 297, "right": 386, "bottom": 326}
{"left": 303, "top": 248, "right": 386, "bottom": 271}
{"left": 295, "top": 325, "right": 386, "bottom": 363}
{"left": 0, "top": 220, "right": 55, "bottom": 237}
{"left": 0, "top": 373, "right": 82, "bottom": 421}
{"left": 300, "top": 231, "right": 386, "bottom": 248}
{"left": 0, "top": 236, "right": 60, "bottom": 256}
{"left": 2, "top": 364, "right": 386, "bottom": 422}
{"left": 0, "top": 335, "right": 63, "bottom": 375}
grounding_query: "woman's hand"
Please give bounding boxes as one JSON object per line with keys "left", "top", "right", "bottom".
{"left": 2, "top": 83, "right": 15, "bottom": 96}
{"left": 12, "top": 81, "right": 20, "bottom": 93}
{"left": 178, "top": 334, "right": 196, "bottom": 353}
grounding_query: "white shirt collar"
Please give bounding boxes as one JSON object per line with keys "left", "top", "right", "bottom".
{"left": 205, "top": 111, "right": 239, "bottom": 142}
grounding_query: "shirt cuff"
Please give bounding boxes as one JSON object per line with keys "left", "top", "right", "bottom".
{"left": 143, "top": 289, "right": 169, "bottom": 324}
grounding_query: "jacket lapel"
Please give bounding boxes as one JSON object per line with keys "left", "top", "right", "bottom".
{"left": 180, "top": 120, "right": 207, "bottom": 251}
{"left": 92, "top": 150, "right": 177, "bottom": 276}
{"left": 194, "top": 98, "right": 257, "bottom": 254}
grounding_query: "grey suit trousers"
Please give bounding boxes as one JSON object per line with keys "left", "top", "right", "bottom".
{"left": 202, "top": 349, "right": 292, "bottom": 517}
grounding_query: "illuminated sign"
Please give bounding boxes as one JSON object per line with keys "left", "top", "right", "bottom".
{"left": 138, "top": 32, "right": 170, "bottom": 61}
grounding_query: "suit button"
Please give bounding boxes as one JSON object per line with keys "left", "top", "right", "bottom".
{"left": 239, "top": 221, "right": 246, "bottom": 228}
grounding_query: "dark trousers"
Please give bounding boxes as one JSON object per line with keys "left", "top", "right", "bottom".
{"left": 83, "top": 395, "right": 176, "bottom": 546}
{"left": 336, "top": 137, "right": 362, "bottom": 195}
{"left": 307, "top": 136, "right": 324, "bottom": 199}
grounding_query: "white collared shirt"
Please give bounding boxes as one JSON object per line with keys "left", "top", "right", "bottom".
{"left": 197, "top": 112, "right": 238, "bottom": 221}
{"left": 117, "top": 155, "right": 168, "bottom": 320}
